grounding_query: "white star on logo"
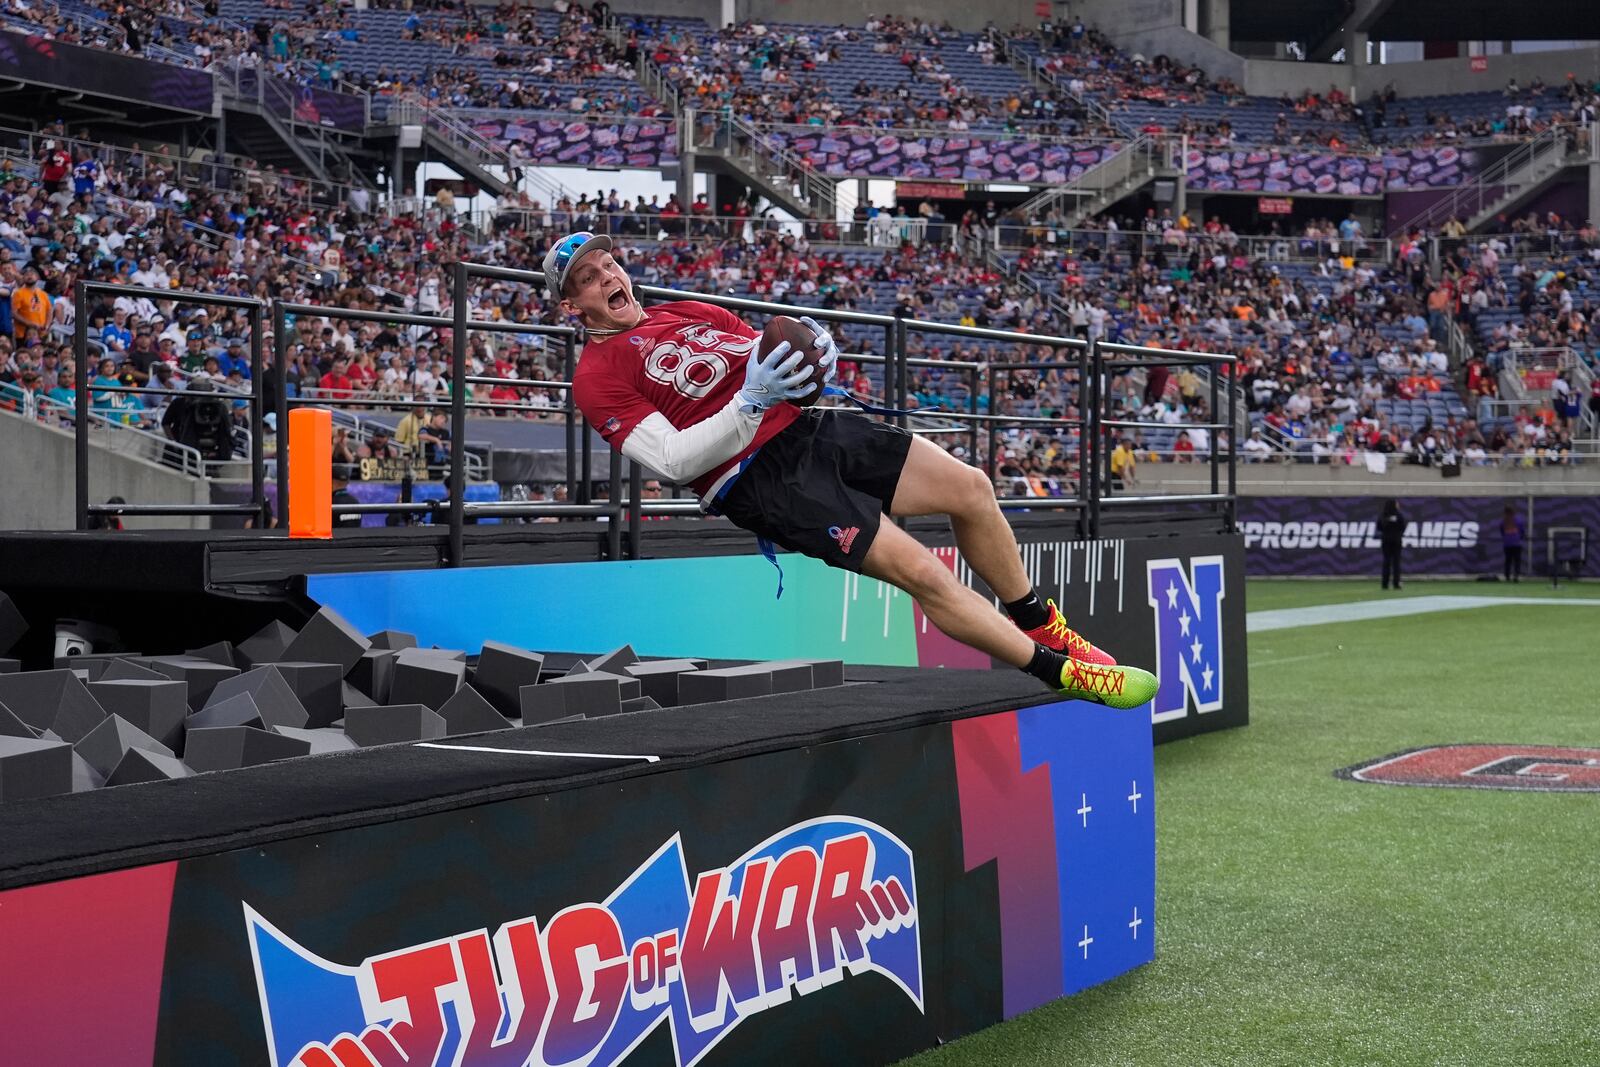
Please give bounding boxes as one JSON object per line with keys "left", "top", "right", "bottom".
{"left": 1190, "top": 637, "right": 1203, "bottom": 664}
{"left": 1178, "top": 609, "right": 1191, "bottom": 636}
{"left": 1165, "top": 581, "right": 1178, "bottom": 609}
{"left": 1202, "top": 663, "right": 1214, "bottom": 690}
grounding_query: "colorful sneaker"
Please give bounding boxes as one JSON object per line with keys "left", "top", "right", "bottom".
{"left": 1056, "top": 659, "right": 1159, "bottom": 710}
{"left": 1021, "top": 599, "right": 1117, "bottom": 665}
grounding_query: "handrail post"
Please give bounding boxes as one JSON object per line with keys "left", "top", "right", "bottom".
{"left": 1226, "top": 365, "right": 1238, "bottom": 533}
{"left": 1087, "top": 338, "right": 1103, "bottom": 539}
{"left": 607, "top": 445, "right": 622, "bottom": 560}
{"left": 627, "top": 460, "right": 642, "bottom": 560}
{"left": 73, "top": 281, "right": 89, "bottom": 529}
{"left": 564, "top": 333, "right": 577, "bottom": 503}
{"left": 1076, "top": 339, "right": 1091, "bottom": 538}
{"left": 984, "top": 365, "right": 997, "bottom": 485}
{"left": 273, "top": 299, "right": 290, "bottom": 528}
{"left": 448, "top": 261, "right": 469, "bottom": 566}
{"left": 249, "top": 301, "right": 266, "bottom": 527}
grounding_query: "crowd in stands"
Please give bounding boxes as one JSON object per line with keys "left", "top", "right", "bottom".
{"left": 1021, "top": 19, "right": 1600, "bottom": 152}
{"left": 0, "top": 1, "right": 1590, "bottom": 499}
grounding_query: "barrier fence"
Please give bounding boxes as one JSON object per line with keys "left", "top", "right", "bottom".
{"left": 71, "top": 267, "right": 1238, "bottom": 561}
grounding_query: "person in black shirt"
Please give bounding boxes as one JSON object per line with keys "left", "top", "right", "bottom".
{"left": 331, "top": 464, "right": 362, "bottom": 529}
{"left": 1378, "top": 498, "right": 1405, "bottom": 590}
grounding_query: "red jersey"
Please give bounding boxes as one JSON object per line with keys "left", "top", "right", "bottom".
{"left": 573, "top": 300, "right": 798, "bottom": 498}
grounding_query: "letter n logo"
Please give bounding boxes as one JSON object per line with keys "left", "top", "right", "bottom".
{"left": 1145, "top": 556, "right": 1225, "bottom": 722}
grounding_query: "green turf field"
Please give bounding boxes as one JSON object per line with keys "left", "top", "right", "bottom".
{"left": 901, "top": 579, "right": 1600, "bottom": 1067}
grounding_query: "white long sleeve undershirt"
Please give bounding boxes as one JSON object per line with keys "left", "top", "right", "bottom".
{"left": 617, "top": 397, "right": 764, "bottom": 492}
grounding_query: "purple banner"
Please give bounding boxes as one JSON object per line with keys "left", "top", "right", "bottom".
{"left": 470, "top": 117, "right": 677, "bottom": 169}
{"left": 1237, "top": 496, "right": 1600, "bottom": 577}
{"left": 1185, "top": 146, "right": 1472, "bottom": 195}
{"left": 0, "top": 29, "right": 212, "bottom": 113}
{"left": 761, "top": 129, "right": 1120, "bottom": 184}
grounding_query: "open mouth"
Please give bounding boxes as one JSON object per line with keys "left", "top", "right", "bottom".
{"left": 606, "top": 286, "right": 630, "bottom": 312}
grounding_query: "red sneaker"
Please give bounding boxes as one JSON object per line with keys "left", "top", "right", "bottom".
{"left": 1020, "top": 599, "right": 1117, "bottom": 665}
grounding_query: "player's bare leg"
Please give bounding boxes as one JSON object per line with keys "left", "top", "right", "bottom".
{"left": 859, "top": 517, "right": 1157, "bottom": 707}
{"left": 860, "top": 519, "right": 1035, "bottom": 667}
{"left": 887, "top": 436, "right": 1031, "bottom": 600}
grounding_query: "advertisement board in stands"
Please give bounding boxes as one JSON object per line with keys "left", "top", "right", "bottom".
{"left": 0, "top": 29, "right": 212, "bottom": 112}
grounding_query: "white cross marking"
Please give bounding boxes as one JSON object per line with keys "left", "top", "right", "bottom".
{"left": 1128, "top": 780, "right": 1142, "bottom": 813}
{"left": 1078, "top": 925, "right": 1094, "bottom": 958}
{"left": 1077, "top": 792, "right": 1092, "bottom": 827}
{"left": 1129, "top": 908, "right": 1142, "bottom": 940}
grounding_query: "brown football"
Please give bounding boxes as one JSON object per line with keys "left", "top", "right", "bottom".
{"left": 759, "top": 314, "right": 827, "bottom": 406}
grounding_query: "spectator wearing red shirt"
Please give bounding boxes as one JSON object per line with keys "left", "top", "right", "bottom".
{"left": 319, "top": 356, "right": 354, "bottom": 397}
{"left": 39, "top": 145, "right": 70, "bottom": 194}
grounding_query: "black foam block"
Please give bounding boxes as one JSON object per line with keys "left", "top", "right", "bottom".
{"left": 71, "top": 751, "right": 104, "bottom": 792}
{"left": 205, "top": 667, "right": 309, "bottom": 732}
{"left": 623, "top": 659, "right": 708, "bottom": 708}
{"left": 105, "top": 746, "right": 192, "bottom": 786}
{"left": 584, "top": 672, "right": 642, "bottom": 701}
{"left": 586, "top": 644, "right": 639, "bottom": 676}
{"left": 346, "top": 704, "right": 447, "bottom": 747}
{"left": 146, "top": 657, "right": 240, "bottom": 708}
{"left": 187, "top": 692, "right": 263, "bottom": 731}
{"left": 349, "top": 650, "right": 397, "bottom": 703}
{"left": 101, "top": 659, "right": 167, "bottom": 682}
{"left": 48, "top": 680, "right": 107, "bottom": 744}
{"left": 87, "top": 679, "right": 187, "bottom": 750}
{"left": 769, "top": 659, "right": 845, "bottom": 688}
{"left": 341, "top": 682, "right": 377, "bottom": 711}
{"left": 427, "top": 647, "right": 469, "bottom": 662}
{"left": 0, "top": 670, "right": 86, "bottom": 732}
{"left": 186, "top": 726, "right": 312, "bottom": 771}
{"left": 260, "top": 662, "right": 344, "bottom": 728}
{"left": 391, "top": 652, "right": 467, "bottom": 710}
{"left": 542, "top": 674, "right": 625, "bottom": 717}
{"left": 437, "top": 684, "right": 511, "bottom": 736}
{"left": 0, "top": 658, "right": 19, "bottom": 674}
{"left": 271, "top": 725, "right": 357, "bottom": 753}
{"left": 73, "top": 714, "right": 172, "bottom": 779}
{"left": 368, "top": 630, "right": 419, "bottom": 651}
{"left": 283, "top": 606, "right": 372, "bottom": 673}
{"left": 678, "top": 667, "right": 774, "bottom": 705}
{"left": 472, "top": 641, "right": 546, "bottom": 717}
{"left": 619, "top": 696, "right": 662, "bottom": 713}
{"left": 183, "top": 641, "right": 237, "bottom": 668}
{"left": 237, "top": 619, "right": 296, "bottom": 668}
{"left": 0, "top": 591, "right": 26, "bottom": 655}
{"left": 734, "top": 661, "right": 813, "bottom": 694}
{"left": 0, "top": 700, "right": 33, "bottom": 738}
{"left": 0, "top": 735, "right": 71, "bottom": 800}
{"left": 518, "top": 684, "right": 571, "bottom": 726}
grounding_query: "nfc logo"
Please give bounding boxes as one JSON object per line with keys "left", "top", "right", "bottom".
{"left": 1145, "top": 556, "right": 1226, "bottom": 723}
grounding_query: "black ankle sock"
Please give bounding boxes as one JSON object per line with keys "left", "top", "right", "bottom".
{"left": 1005, "top": 591, "right": 1050, "bottom": 630}
{"left": 1023, "top": 643, "right": 1068, "bottom": 687}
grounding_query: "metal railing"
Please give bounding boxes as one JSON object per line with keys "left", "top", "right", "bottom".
{"left": 991, "top": 28, "right": 1117, "bottom": 132}
{"left": 72, "top": 281, "right": 268, "bottom": 527}
{"left": 67, "top": 270, "right": 1239, "bottom": 554}
{"left": 0, "top": 385, "right": 207, "bottom": 476}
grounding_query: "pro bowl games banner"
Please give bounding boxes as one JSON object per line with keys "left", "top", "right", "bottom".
{"left": 759, "top": 129, "right": 1122, "bottom": 184}
{"left": 0, "top": 700, "right": 1155, "bottom": 1066}
{"left": 1237, "top": 495, "right": 1600, "bottom": 577}
{"left": 468, "top": 116, "right": 678, "bottom": 169}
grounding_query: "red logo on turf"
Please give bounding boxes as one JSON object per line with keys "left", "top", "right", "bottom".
{"left": 1337, "top": 745, "right": 1600, "bottom": 792}
{"left": 828, "top": 525, "right": 859, "bottom": 554}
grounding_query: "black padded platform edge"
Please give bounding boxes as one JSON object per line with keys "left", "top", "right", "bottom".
{"left": 0, "top": 667, "right": 1053, "bottom": 890}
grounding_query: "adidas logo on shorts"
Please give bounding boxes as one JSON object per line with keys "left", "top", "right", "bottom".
{"left": 828, "top": 525, "right": 860, "bottom": 555}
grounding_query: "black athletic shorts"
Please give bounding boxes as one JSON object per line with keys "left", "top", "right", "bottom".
{"left": 715, "top": 409, "right": 913, "bottom": 573}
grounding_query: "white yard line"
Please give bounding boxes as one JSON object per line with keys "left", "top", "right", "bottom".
{"left": 1247, "top": 595, "right": 1600, "bottom": 634}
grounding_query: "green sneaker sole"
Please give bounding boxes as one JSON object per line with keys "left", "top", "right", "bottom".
{"left": 1057, "top": 661, "right": 1159, "bottom": 710}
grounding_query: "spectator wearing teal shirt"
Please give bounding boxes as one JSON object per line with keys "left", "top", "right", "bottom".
{"left": 90, "top": 357, "right": 131, "bottom": 421}
{"left": 46, "top": 369, "right": 75, "bottom": 408}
